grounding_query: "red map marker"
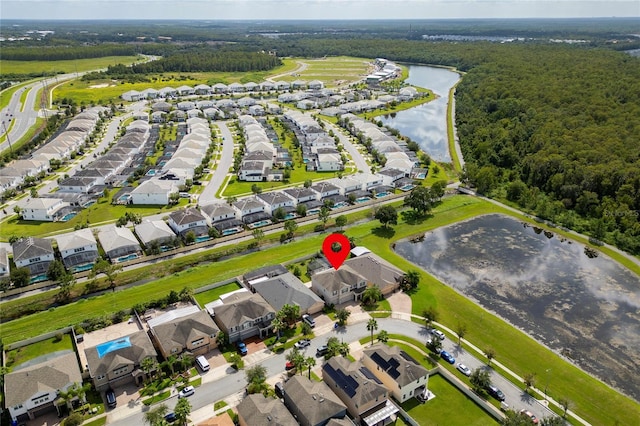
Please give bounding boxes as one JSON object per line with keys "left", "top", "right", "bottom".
{"left": 322, "top": 233, "right": 351, "bottom": 270}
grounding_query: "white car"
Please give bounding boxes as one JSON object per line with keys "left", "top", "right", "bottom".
{"left": 432, "top": 329, "right": 446, "bottom": 340}
{"left": 294, "top": 339, "right": 311, "bottom": 349}
{"left": 178, "top": 385, "right": 195, "bottom": 398}
{"left": 456, "top": 363, "right": 471, "bottom": 376}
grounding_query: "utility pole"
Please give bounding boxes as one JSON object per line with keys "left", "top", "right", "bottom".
{"left": 1, "top": 119, "right": 12, "bottom": 153}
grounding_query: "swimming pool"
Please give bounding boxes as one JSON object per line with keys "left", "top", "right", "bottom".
{"left": 355, "top": 197, "right": 371, "bottom": 203}
{"left": 332, "top": 202, "right": 349, "bottom": 209}
{"left": 415, "top": 172, "right": 426, "bottom": 179}
{"left": 82, "top": 201, "right": 95, "bottom": 208}
{"left": 146, "top": 169, "right": 157, "bottom": 176}
{"left": 222, "top": 228, "right": 241, "bottom": 236}
{"left": 30, "top": 274, "right": 48, "bottom": 284}
{"left": 117, "top": 253, "right": 138, "bottom": 263}
{"left": 118, "top": 194, "right": 131, "bottom": 203}
{"left": 60, "top": 212, "right": 77, "bottom": 222}
{"left": 195, "top": 236, "right": 211, "bottom": 243}
{"left": 399, "top": 184, "right": 415, "bottom": 191}
{"left": 375, "top": 192, "right": 391, "bottom": 198}
{"left": 250, "top": 220, "right": 271, "bottom": 228}
{"left": 97, "top": 336, "right": 132, "bottom": 358}
{"left": 72, "top": 264, "right": 94, "bottom": 273}
{"left": 307, "top": 209, "right": 321, "bottom": 215}
{"left": 284, "top": 213, "right": 296, "bottom": 220}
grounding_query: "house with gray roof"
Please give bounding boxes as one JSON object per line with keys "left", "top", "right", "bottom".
{"left": 4, "top": 351, "right": 83, "bottom": 423}
{"left": 134, "top": 220, "right": 177, "bottom": 249}
{"left": 311, "top": 252, "right": 403, "bottom": 305}
{"left": 228, "top": 82, "right": 245, "bottom": 93}
{"left": 322, "top": 357, "right": 396, "bottom": 425}
{"left": 152, "top": 101, "right": 172, "bottom": 112}
{"left": 167, "top": 207, "right": 209, "bottom": 238}
{"left": 212, "top": 83, "right": 228, "bottom": 94}
{"left": 232, "top": 197, "right": 266, "bottom": 219}
{"left": 17, "top": 197, "right": 69, "bottom": 222}
{"left": 200, "top": 203, "right": 238, "bottom": 225}
{"left": 284, "top": 187, "right": 318, "bottom": 204}
{"left": 362, "top": 343, "right": 430, "bottom": 403}
{"left": 283, "top": 375, "right": 347, "bottom": 426}
{"left": 256, "top": 191, "right": 295, "bottom": 215}
{"left": 194, "top": 84, "right": 212, "bottom": 95}
{"left": 55, "top": 228, "right": 99, "bottom": 271}
{"left": 311, "top": 182, "right": 340, "bottom": 199}
{"left": 84, "top": 330, "right": 157, "bottom": 391}
{"left": 207, "top": 289, "right": 275, "bottom": 343}
{"left": 12, "top": 237, "right": 55, "bottom": 277}
{"left": 130, "top": 179, "right": 178, "bottom": 205}
{"left": 148, "top": 307, "right": 219, "bottom": 358}
{"left": 250, "top": 272, "right": 324, "bottom": 315}
{"left": 97, "top": 225, "right": 141, "bottom": 262}
{"left": 237, "top": 394, "right": 297, "bottom": 426}
{"left": 58, "top": 176, "right": 98, "bottom": 194}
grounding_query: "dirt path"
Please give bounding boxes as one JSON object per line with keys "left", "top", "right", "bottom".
{"left": 266, "top": 61, "right": 308, "bottom": 82}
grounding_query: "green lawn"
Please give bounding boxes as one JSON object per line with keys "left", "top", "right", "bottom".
{"left": 0, "top": 79, "right": 40, "bottom": 110}
{"left": 5, "top": 333, "right": 73, "bottom": 369}
{"left": 0, "top": 56, "right": 142, "bottom": 76}
{"left": 0, "top": 195, "right": 638, "bottom": 425}
{"left": 193, "top": 282, "right": 242, "bottom": 307}
{"left": 277, "top": 56, "right": 371, "bottom": 87}
{"left": 402, "top": 374, "right": 499, "bottom": 426}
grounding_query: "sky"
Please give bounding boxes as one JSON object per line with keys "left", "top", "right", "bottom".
{"left": 2, "top": 0, "right": 639, "bottom": 21}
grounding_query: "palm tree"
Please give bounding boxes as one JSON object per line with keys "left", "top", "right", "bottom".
{"left": 361, "top": 286, "right": 382, "bottom": 307}
{"left": 165, "top": 355, "right": 178, "bottom": 377}
{"left": 484, "top": 347, "right": 496, "bottom": 366}
{"left": 377, "top": 330, "right": 389, "bottom": 343}
{"left": 174, "top": 397, "right": 191, "bottom": 426}
{"left": 523, "top": 372, "right": 536, "bottom": 393}
{"left": 367, "top": 318, "right": 378, "bottom": 345}
{"left": 455, "top": 322, "right": 467, "bottom": 345}
{"left": 305, "top": 356, "right": 316, "bottom": 380}
{"left": 271, "top": 315, "right": 286, "bottom": 339}
{"left": 335, "top": 308, "right": 350, "bottom": 326}
{"left": 140, "top": 357, "right": 156, "bottom": 384}
{"left": 401, "top": 270, "right": 421, "bottom": 291}
{"left": 422, "top": 307, "right": 438, "bottom": 329}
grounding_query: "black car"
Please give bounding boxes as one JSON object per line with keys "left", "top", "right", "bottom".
{"left": 487, "top": 384, "right": 506, "bottom": 401}
{"left": 105, "top": 388, "right": 117, "bottom": 408}
{"left": 274, "top": 382, "right": 285, "bottom": 398}
{"left": 164, "top": 412, "right": 177, "bottom": 423}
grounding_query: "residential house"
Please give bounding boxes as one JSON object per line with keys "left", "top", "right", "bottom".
{"left": 248, "top": 104, "right": 265, "bottom": 116}
{"left": 275, "top": 81, "right": 291, "bottom": 91}
{"left": 134, "top": 220, "right": 177, "bottom": 249}
{"left": 97, "top": 225, "right": 142, "bottom": 262}
{"left": 361, "top": 343, "right": 430, "bottom": 403}
{"left": 376, "top": 168, "right": 406, "bottom": 186}
{"left": 237, "top": 394, "right": 297, "bottom": 426}
{"left": 55, "top": 228, "right": 99, "bottom": 272}
{"left": 308, "top": 80, "right": 324, "bottom": 90}
{"left": 58, "top": 176, "right": 98, "bottom": 194}
{"left": 177, "top": 101, "right": 196, "bottom": 111}
{"left": 311, "top": 182, "right": 340, "bottom": 199}
{"left": 311, "top": 253, "right": 403, "bottom": 305}
{"left": 284, "top": 187, "right": 318, "bottom": 204}
{"left": 283, "top": 375, "right": 348, "bottom": 426}
{"left": 152, "top": 101, "right": 172, "bottom": 112}
{"left": 200, "top": 203, "right": 238, "bottom": 225}
{"left": 148, "top": 306, "right": 219, "bottom": 358}
{"left": 167, "top": 208, "right": 209, "bottom": 238}
{"left": 84, "top": 330, "right": 158, "bottom": 391}
{"left": 176, "top": 85, "right": 195, "bottom": 96}
{"left": 17, "top": 197, "right": 69, "bottom": 222}
{"left": 227, "top": 82, "right": 245, "bottom": 93}
{"left": 140, "top": 88, "right": 159, "bottom": 99}
{"left": 194, "top": 84, "right": 212, "bottom": 95}
{"left": 256, "top": 191, "right": 295, "bottom": 215}
{"left": 260, "top": 81, "right": 275, "bottom": 92}
{"left": 239, "top": 161, "right": 267, "bottom": 182}
{"left": 232, "top": 197, "right": 266, "bottom": 220}
{"left": 122, "top": 90, "right": 140, "bottom": 101}
{"left": 4, "top": 351, "right": 83, "bottom": 423}
{"left": 316, "top": 152, "right": 343, "bottom": 172}
{"left": 159, "top": 87, "right": 177, "bottom": 98}
{"left": 151, "top": 111, "right": 167, "bottom": 123}
{"left": 244, "top": 82, "right": 259, "bottom": 92}
{"left": 250, "top": 272, "right": 324, "bottom": 315}
{"left": 292, "top": 80, "right": 308, "bottom": 90}
{"left": 212, "top": 83, "right": 228, "bottom": 94}
{"left": 322, "top": 357, "right": 396, "bottom": 425}
{"left": 12, "top": 237, "right": 55, "bottom": 277}
{"left": 206, "top": 289, "right": 275, "bottom": 342}
{"left": 130, "top": 179, "right": 178, "bottom": 205}
{"left": 237, "top": 96, "right": 257, "bottom": 108}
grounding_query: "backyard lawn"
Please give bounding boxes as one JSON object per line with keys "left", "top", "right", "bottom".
{"left": 193, "top": 282, "right": 243, "bottom": 307}
{"left": 402, "top": 374, "right": 499, "bottom": 426}
{"left": 5, "top": 333, "right": 73, "bottom": 369}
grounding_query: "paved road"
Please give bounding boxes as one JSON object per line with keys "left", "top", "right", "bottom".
{"left": 106, "top": 317, "right": 555, "bottom": 426}
{"left": 325, "top": 120, "right": 370, "bottom": 173}
{"left": 198, "top": 121, "right": 235, "bottom": 203}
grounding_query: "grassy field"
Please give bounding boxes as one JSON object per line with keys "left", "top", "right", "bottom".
{"left": 0, "top": 80, "right": 37, "bottom": 110}
{"left": 0, "top": 195, "right": 638, "bottom": 425}
{"left": 193, "top": 282, "right": 242, "bottom": 307}
{"left": 277, "top": 56, "right": 371, "bottom": 87}
{"left": 402, "top": 373, "right": 500, "bottom": 426}
{"left": 5, "top": 333, "right": 73, "bottom": 369}
{"left": 0, "top": 56, "right": 142, "bottom": 76}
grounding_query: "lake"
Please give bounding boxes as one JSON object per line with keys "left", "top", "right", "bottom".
{"left": 379, "top": 65, "right": 460, "bottom": 162}
{"left": 394, "top": 213, "right": 640, "bottom": 401}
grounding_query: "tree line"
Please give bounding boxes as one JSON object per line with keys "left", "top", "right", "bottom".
{"left": 0, "top": 44, "right": 138, "bottom": 61}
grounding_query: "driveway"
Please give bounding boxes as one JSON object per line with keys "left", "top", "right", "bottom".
{"left": 387, "top": 291, "right": 412, "bottom": 319}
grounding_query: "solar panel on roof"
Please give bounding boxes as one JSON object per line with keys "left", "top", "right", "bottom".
{"left": 399, "top": 350, "right": 417, "bottom": 364}
{"left": 360, "top": 366, "right": 383, "bottom": 384}
{"left": 324, "top": 363, "right": 358, "bottom": 398}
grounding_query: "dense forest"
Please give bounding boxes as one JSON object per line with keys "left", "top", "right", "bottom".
{"left": 0, "top": 44, "right": 138, "bottom": 61}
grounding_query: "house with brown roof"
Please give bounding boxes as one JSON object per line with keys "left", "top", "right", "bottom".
{"left": 237, "top": 394, "right": 297, "bottom": 426}
{"left": 84, "top": 330, "right": 158, "bottom": 391}
{"left": 4, "top": 351, "right": 83, "bottom": 423}
{"left": 206, "top": 289, "right": 275, "bottom": 343}
{"left": 322, "top": 357, "right": 398, "bottom": 425}
{"left": 361, "top": 343, "right": 430, "bottom": 403}
{"left": 283, "top": 375, "right": 348, "bottom": 426}
{"left": 311, "top": 252, "right": 403, "bottom": 305}
{"left": 148, "top": 307, "right": 220, "bottom": 358}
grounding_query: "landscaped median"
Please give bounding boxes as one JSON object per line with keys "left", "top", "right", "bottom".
{"left": 1, "top": 194, "right": 638, "bottom": 425}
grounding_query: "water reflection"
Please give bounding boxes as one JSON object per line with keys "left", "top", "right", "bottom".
{"left": 380, "top": 65, "right": 460, "bottom": 162}
{"left": 394, "top": 214, "right": 640, "bottom": 401}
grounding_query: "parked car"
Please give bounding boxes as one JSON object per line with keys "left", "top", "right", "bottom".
{"left": 440, "top": 350, "right": 455, "bottom": 364}
{"left": 178, "top": 385, "right": 195, "bottom": 398}
{"left": 487, "top": 384, "right": 506, "bottom": 401}
{"left": 302, "top": 314, "right": 316, "bottom": 328}
{"left": 274, "top": 382, "right": 285, "bottom": 398}
{"left": 456, "top": 363, "right": 471, "bottom": 376}
{"left": 294, "top": 339, "right": 311, "bottom": 349}
{"left": 432, "top": 329, "right": 446, "bottom": 340}
{"left": 285, "top": 361, "right": 295, "bottom": 370}
{"left": 519, "top": 409, "right": 539, "bottom": 424}
{"left": 164, "top": 412, "right": 177, "bottom": 423}
{"left": 237, "top": 341, "right": 248, "bottom": 356}
{"left": 316, "top": 345, "right": 329, "bottom": 357}
{"left": 105, "top": 388, "right": 117, "bottom": 408}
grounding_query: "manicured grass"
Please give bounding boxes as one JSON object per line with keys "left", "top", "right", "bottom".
{"left": 0, "top": 116, "right": 45, "bottom": 158}
{"left": 83, "top": 418, "right": 107, "bottom": 426}
{"left": 402, "top": 374, "right": 499, "bottom": 426}
{"left": 193, "top": 282, "right": 243, "bottom": 308}
{"left": 276, "top": 56, "right": 371, "bottom": 87}
{"left": 142, "top": 390, "right": 171, "bottom": 406}
{"left": 222, "top": 168, "right": 343, "bottom": 197}
{"left": 0, "top": 79, "right": 40, "bottom": 110}
{"left": 5, "top": 333, "right": 73, "bottom": 369}
{"left": 0, "top": 56, "right": 142, "bottom": 76}
{"left": 214, "top": 400, "right": 228, "bottom": 410}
